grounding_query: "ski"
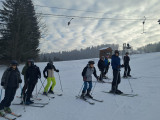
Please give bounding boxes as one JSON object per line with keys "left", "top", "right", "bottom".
{"left": 12, "top": 103, "right": 45, "bottom": 108}
{"left": 7, "top": 112, "right": 21, "bottom": 117}
{"left": 40, "top": 93, "right": 55, "bottom": 99}
{"left": 85, "top": 96, "right": 103, "bottom": 102}
{"left": 75, "top": 96, "right": 95, "bottom": 105}
{"left": 33, "top": 102, "right": 49, "bottom": 105}
{"left": 102, "top": 91, "right": 138, "bottom": 97}
{"left": 16, "top": 96, "right": 42, "bottom": 101}
{"left": 0, "top": 115, "right": 16, "bottom": 120}
{"left": 48, "top": 93, "right": 62, "bottom": 96}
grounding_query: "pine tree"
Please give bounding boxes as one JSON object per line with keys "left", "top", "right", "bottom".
{"left": 0, "top": 0, "right": 40, "bottom": 63}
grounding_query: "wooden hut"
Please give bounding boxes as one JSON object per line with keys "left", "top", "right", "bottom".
{"left": 99, "top": 47, "right": 112, "bottom": 58}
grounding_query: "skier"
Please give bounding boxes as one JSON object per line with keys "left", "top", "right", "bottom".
{"left": 81, "top": 61, "right": 99, "bottom": 99}
{"left": 43, "top": 61, "right": 59, "bottom": 95}
{"left": 104, "top": 55, "right": 110, "bottom": 79}
{"left": 98, "top": 56, "right": 106, "bottom": 81}
{"left": 110, "top": 50, "right": 124, "bottom": 94}
{"left": 0, "top": 60, "right": 22, "bottom": 116}
{"left": 23, "top": 60, "right": 41, "bottom": 105}
{"left": 123, "top": 52, "right": 131, "bottom": 78}
{"left": 21, "top": 61, "right": 30, "bottom": 97}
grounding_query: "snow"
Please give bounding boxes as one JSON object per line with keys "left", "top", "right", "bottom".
{"left": 0, "top": 52, "right": 160, "bottom": 120}
{"left": 99, "top": 47, "right": 109, "bottom": 50}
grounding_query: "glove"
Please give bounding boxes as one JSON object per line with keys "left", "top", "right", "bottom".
{"left": 38, "top": 75, "right": 41, "bottom": 79}
{"left": 1, "top": 82, "right": 4, "bottom": 86}
{"left": 56, "top": 69, "right": 59, "bottom": 72}
{"left": 83, "top": 76, "right": 87, "bottom": 81}
{"left": 121, "top": 64, "right": 124, "bottom": 67}
{"left": 44, "top": 75, "right": 47, "bottom": 79}
{"left": 19, "top": 79, "right": 22, "bottom": 83}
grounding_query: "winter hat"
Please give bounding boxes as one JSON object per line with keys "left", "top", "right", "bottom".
{"left": 10, "top": 60, "right": 18, "bottom": 66}
{"left": 114, "top": 50, "right": 119, "bottom": 55}
{"left": 88, "top": 60, "right": 95, "bottom": 65}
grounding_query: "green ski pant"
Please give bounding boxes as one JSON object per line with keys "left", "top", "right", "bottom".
{"left": 44, "top": 77, "right": 56, "bottom": 92}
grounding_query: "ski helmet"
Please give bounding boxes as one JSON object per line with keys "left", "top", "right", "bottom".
{"left": 114, "top": 50, "right": 119, "bottom": 55}
{"left": 88, "top": 60, "right": 95, "bottom": 65}
{"left": 28, "top": 59, "right": 34, "bottom": 65}
{"left": 10, "top": 60, "right": 18, "bottom": 66}
{"left": 49, "top": 60, "right": 53, "bottom": 65}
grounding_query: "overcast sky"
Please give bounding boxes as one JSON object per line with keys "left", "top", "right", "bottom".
{"left": 1, "top": 0, "right": 160, "bottom": 53}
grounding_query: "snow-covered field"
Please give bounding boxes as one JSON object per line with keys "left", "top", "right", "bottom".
{"left": 0, "top": 52, "right": 160, "bottom": 120}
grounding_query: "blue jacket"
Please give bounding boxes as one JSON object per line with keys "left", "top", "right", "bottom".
{"left": 111, "top": 55, "right": 121, "bottom": 70}
{"left": 104, "top": 58, "right": 109, "bottom": 66}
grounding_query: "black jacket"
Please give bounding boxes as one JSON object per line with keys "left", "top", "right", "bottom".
{"left": 1, "top": 67, "right": 22, "bottom": 89}
{"left": 98, "top": 59, "right": 106, "bottom": 71}
{"left": 43, "top": 63, "right": 58, "bottom": 78}
{"left": 26, "top": 65, "right": 41, "bottom": 83}
{"left": 124, "top": 56, "right": 130, "bottom": 65}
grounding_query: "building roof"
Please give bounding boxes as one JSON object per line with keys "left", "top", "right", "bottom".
{"left": 99, "top": 47, "right": 110, "bottom": 50}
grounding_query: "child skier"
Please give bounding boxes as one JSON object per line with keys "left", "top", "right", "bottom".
{"left": 23, "top": 60, "right": 41, "bottom": 105}
{"left": 104, "top": 55, "right": 110, "bottom": 79}
{"left": 123, "top": 52, "right": 131, "bottom": 77}
{"left": 43, "top": 61, "right": 59, "bottom": 95}
{"left": 98, "top": 56, "right": 106, "bottom": 81}
{"left": 0, "top": 60, "right": 22, "bottom": 116}
{"left": 81, "top": 61, "right": 99, "bottom": 99}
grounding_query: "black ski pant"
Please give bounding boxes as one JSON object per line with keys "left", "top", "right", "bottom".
{"left": 0, "top": 87, "right": 17, "bottom": 110}
{"left": 123, "top": 64, "right": 131, "bottom": 76}
{"left": 104, "top": 66, "right": 109, "bottom": 75}
{"left": 21, "top": 82, "right": 28, "bottom": 96}
{"left": 24, "top": 80, "right": 37, "bottom": 101}
{"left": 111, "top": 70, "right": 121, "bottom": 91}
{"left": 99, "top": 69, "right": 105, "bottom": 81}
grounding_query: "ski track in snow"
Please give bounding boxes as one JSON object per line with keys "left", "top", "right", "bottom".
{"left": 0, "top": 52, "right": 160, "bottom": 120}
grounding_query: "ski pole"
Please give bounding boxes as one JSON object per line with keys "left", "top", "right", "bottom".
{"left": 127, "top": 78, "right": 133, "bottom": 93}
{"left": 0, "top": 89, "right": 2, "bottom": 102}
{"left": 58, "top": 72, "right": 63, "bottom": 92}
{"left": 39, "top": 78, "right": 50, "bottom": 100}
{"left": 36, "top": 79, "right": 46, "bottom": 98}
{"left": 77, "top": 83, "right": 84, "bottom": 97}
{"left": 20, "top": 84, "right": 26, "bottom": 112}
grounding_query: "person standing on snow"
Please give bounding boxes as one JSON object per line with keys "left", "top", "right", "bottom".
{"left": 98, "top": 56, "right": 106, "bottom": 81}
{"left": 104, "top": 55, "right": 110, "bottom": 79}
{"left": 43, "top": 61, "right": 59, "bottom": 95}
{"left": 123, "top": 52, "right": 131, "bottom": 78}
{"left": 23, "top": 60, "right": 41, "bottom": 105}
{"left": 0, "top": 60, "right": 22, "bottom": 116}
{"left": 81, "top": 61, "right": 99, "bottom": 99}
{"left": 110, "top": 50, "right": 124, "bottom": 94}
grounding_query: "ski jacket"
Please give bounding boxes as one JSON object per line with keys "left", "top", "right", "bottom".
{"left": 1, "top": 67, "right": 22, "bottom": 89}
{"left": 26, "top": 65, "right": 41, "bottom": 84}
{"left": 111, "top": 55, "right": 121, "bottom": 70}
{"left": 98, "top": 59, "right": 106, "bottom": 71}
{"left": 104, "top": 58, "right": 110, "bottom": 67}
{"left": 82, "top": 64, "right": 98, "bottom": 81}
{"left": 123, "top": 56, "right": 130, "bottom": 66}
{"left": 43, "top": 63, "right": 58, "bottom": 78}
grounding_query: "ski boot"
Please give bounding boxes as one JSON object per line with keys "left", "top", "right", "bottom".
{"left": 4, "top": 107, "right": 12, "bottom": 113}
{"left": 80, "top": 91, "right": 86, "bottom": 99}
{"left": 116, "top": 89, "right": 123, "bottom": 94}
{"left": 109, "top": 85, "right": 116, "bottom": 94}
{"left": 127, "top": 75, "right": 131, "bottom": 77}
{"left": 86, "top": 90, "right": 93, "bottom": 99}
{"left": 43, "top": 92, "right": 48, "bottom": 96}
{"left": 48, "top": 87, "right": 54, "bottom": 94}
{"left": 0, "top": 109, "right": 5, "bottom": 117}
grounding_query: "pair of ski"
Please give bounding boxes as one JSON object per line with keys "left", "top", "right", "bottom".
{"left": 76, "top": 96, "right": 103, "bottom": 105}
{"left": 12, "top": 102, "right": 49, "bottom": 108}
{"left": 0, "top": 112, "right": 21, "bottom": 120}
{"left": 102, "top": 91, "right": 138, "bottom": 97}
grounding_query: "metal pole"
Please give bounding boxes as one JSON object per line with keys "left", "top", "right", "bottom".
{"left": 91, "top": 81, "right": 97, "bottom": 95}
{"left": 35, "top": 79, "right": 46, "bottom": 98}
{"left": 77, "top": 84, "right": 84, "bottom": 97}
{"left": 127, "top": 78, "right": 134, "bottom": 93}
{"left": 0, "top": 89, "right": 2, "bottom": 102}
{"left": 58, "top": 73, "right": 63, "bottom": 92}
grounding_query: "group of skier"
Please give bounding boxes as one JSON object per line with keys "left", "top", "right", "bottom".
{"left": 0, "top": 60, "right": 59, "bottom": 117}
{"left": 81, "top": 50, "right": 131, "bottom": 98}
{"left": 0, "top": 49, "right": 131, "bottom": 117}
